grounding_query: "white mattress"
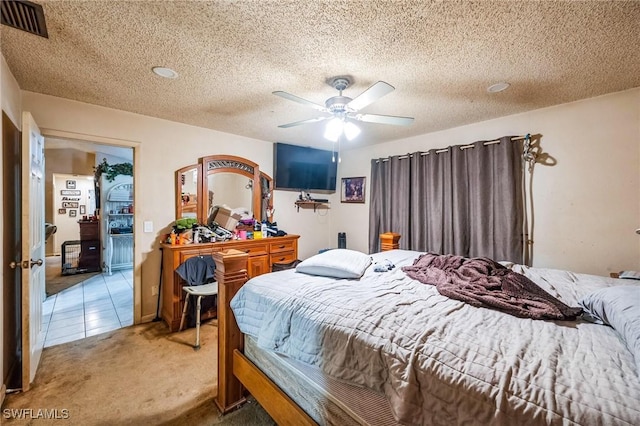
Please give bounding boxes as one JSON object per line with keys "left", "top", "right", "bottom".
{"left": 244, "top": 335, "right": 399, "bottom": 426}
{"left": 231, "top": 250, "right": 640, "bottom": 425}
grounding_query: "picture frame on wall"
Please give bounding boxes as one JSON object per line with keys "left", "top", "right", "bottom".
{"left": 62, "top": 201, "right": 79, "bottom": 208}
{"left": 341, "top": 177, "right": 366, "bottom": 203}
{"left": 79, "top": 205, "right": 86, "bottom": 215}
{"left": 69, "top": 210, "right": 77, "bottom": 217}
{"left": 66, "top": 180, "right": 76, "bottom": 189}
{"left": 58, "top": 208, "right": 66, "bottom": 214}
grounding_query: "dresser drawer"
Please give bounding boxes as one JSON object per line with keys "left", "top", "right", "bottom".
{"left": 79, "top": 221, "right": 100, "bottom": 240}
{"left": 270, "top": 251, "right": 297, "bottom": 265}
{"left": 269, "top": 240, "right": 296, "bottom": 254}
{"left": 237, "top": 242, "right": 269, "bottom": 257}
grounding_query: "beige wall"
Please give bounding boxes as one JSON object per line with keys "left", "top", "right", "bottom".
{"left": 2, "top": 51, "right": 639, "bottom": 397}
{"left": 44, "top": 148, "right": 96, "bottom": 255}
{"left": 20, "top": 91, "right": 334, "bottom": 321}
{"left": 331, "top": 88, "right": 640, "bottom": 276}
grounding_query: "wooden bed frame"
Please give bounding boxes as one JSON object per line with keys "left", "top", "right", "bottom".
{"left": 212, "top": 248, "right": 316, "bottom": 425}
{"left": 212, "top": 234, "right": 401, "bottom": 424}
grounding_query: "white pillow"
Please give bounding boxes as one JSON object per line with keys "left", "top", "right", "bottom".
{"left": 295, "top": 249, "right": 372, "bottom": 279}
{"left": 579, "top": 285, "right": 640, "bottom": 373}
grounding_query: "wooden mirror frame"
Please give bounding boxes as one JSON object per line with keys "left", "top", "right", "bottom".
{"left": 175, "top": 163, "right": 203, "bottom": 221}
{"left": 259, "top": 171, "right": 274, "bottom": 223}
{"left": 198, "top": 155, "right": 273, "bottom": 223}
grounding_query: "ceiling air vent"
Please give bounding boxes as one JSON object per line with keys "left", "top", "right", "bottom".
{"left": 1, "top": 0, "right": 48, "bottom": 38}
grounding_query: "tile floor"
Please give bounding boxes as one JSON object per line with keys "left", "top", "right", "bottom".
{"left": 42, "top": 268, "right": 134, "bottom": 348}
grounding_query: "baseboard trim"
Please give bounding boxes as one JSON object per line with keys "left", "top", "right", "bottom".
{"left": 140, "top": 313, "right": 156, "bottom": 323}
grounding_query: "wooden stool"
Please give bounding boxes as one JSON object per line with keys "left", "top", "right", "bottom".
{"left": 179, "top": 282, "right": 218, "bottom": 350}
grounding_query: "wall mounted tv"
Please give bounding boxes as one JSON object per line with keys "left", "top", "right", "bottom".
{"left": 274, "top": 142, "right": 338, "bottom": 193}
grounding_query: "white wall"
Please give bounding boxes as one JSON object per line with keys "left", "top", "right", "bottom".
{"left": 331, "top": 88, "right": 640, "bottom": 276}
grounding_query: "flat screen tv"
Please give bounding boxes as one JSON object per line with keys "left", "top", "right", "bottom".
{"left": 274, "top": 142, "right": 337, "bottom": 193}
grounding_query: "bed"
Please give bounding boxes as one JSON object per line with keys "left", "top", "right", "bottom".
{"left": 212, "top": 248, "right": 640, "bottom": 425}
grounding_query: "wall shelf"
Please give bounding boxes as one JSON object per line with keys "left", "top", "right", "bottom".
{"left": 295, "top": 201, "right": 330, "bottom": 212}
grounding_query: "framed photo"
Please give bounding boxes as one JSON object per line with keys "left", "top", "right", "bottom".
{"left": 58, "top": 208, "right": 66, "bottom": 214}
{"left": 61, "top": 189, "right": 81, "bottom": 196}
{"left": 66, "top": 180, "right": 76, "bottom": 189}
{"left": 341, "top": 177, "right": 366, "bottom": 203}
{"left": 69, "top": 209, "right": 77, "bottom": 217}
{"left": 79, "top": 205, "right": 86, "bottom": 215}
{"left": 62, "top": 201, "right": 79, "bottom": 209}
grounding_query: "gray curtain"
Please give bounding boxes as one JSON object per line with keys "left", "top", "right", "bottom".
{"left": 369, "top": 136, "right": 524, "bottom": 263}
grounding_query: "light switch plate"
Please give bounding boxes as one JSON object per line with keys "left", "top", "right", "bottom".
{"left": 143, "top": 221, "right": 153, "bottom": 233}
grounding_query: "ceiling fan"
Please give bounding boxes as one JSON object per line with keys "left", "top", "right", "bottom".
{"left": 273, "top": 77, "right": 415, "bottom": 137}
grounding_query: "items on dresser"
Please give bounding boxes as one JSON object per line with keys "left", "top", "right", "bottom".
{"left": 160, "top": 235, "right": 299, "bottom": 332}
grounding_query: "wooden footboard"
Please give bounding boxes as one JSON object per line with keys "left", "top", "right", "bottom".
{"left": 213, "top": 249, "right": 316, "bottom": 424}
{"left": 212, "top": 249, "right": 249, "bottom": 414}
{"left": 214, "top": 235, "right": 400, "bottom": 422}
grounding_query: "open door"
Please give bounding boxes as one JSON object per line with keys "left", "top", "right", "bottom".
{"left": 20, "top": 112, "right": 46, "bottom": 390}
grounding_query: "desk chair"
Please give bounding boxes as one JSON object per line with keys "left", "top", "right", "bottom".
{"left": 178, "top": 282, "right": 218, "bottom": 350}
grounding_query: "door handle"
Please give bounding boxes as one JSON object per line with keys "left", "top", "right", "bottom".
{"left": 24, "top": 259, "right": 43, "bottom": 268}
{"left": 10, "top": 259, "right": 43, "bottom": 269}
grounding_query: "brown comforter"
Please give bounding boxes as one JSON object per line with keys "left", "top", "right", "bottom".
{"left": 402, "top": 252, "right": 582, "bottom": 320}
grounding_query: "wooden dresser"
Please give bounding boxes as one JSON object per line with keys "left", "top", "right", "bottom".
{"left": 160, "top": 234, "right": 299, "bottom": 332}
{"left": 78, "top": 220, "right": 101, "bottom": 272}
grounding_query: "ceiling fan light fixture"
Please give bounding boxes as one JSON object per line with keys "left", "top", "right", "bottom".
{"left": 324, "top": 118, "right": 344, "bottom": 142}
{"left": 344, "top": 121, "right": 361, "bottom": 141}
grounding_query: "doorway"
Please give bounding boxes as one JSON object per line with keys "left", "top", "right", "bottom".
{"left": 42, "top": 138, "right": 135, "bottom": 347}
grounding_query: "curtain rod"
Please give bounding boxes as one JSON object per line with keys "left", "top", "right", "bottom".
{"left": 377, "top": 135, "right": 528, "bottom": 162}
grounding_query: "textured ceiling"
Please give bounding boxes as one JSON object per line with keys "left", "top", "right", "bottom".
{"left": 2, "top": 1, "right": 639, "bottom": 149}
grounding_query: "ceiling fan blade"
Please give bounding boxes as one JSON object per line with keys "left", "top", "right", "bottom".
{"left": 273, "top": 91, "right": 329, "bottom": 112}
{"left": 353, "top": 113, "right": 415, "bottom": 126}
{"left": 346, "top": 81, "right": 395, "bottom": 111}
{"left": 278, "top": 116, "right": 330, "bottom": 128}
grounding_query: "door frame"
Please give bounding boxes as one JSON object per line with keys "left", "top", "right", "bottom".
{"left": 40, "top": 129, "right": 142, "bottom": 324}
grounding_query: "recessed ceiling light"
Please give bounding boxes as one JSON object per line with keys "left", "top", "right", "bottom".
{"left": 152, "top": 66, "right": 178, "bottom": 79}
{"left": 487, "top": 82, "right": 510, "bottom": 93}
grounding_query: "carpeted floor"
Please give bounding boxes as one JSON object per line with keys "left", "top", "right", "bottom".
{"left": 2, "top": 321, "right": 275, "bottom": 425}
{"left": 45, "top": 255, "right": 101, "bottom": 296}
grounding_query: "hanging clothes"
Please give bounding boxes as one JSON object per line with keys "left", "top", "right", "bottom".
{"left": 175, "top": 255, "right": 216, "bottom": 286}
{"left": 175, "top": 255, "right": 217, "bottom": 328}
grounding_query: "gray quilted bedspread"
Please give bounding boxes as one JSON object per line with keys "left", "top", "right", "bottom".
{"left": 230, "top": 250, "right": 640, "bottom": 425}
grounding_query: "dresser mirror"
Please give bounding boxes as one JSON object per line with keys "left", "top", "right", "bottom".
{"left": 175, "top": 164, "right": 201, "bottom": 220}
{"left": 175, "top": 155, "right": 273, "bottom": 223}
{"left": 205, "top": 172, "right": 254, "bottom": 221}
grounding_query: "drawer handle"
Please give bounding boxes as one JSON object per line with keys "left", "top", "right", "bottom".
{"left": 244, "top": 249, "right": 251, "bottom": 253}
{"left": 278, "top": 257, "right": 285, "bottom": 261}
{"left": 278, "top": 245, "right": 285, "bottom": 248}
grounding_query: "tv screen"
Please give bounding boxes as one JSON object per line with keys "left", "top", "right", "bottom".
{"left": 274, "top": 143, "right": 337, "bottom": 193}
